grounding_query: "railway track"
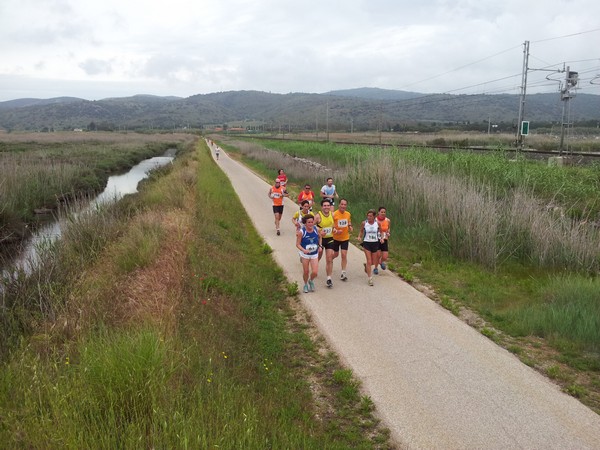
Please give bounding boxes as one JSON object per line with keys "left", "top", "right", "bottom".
{"left": 237, "top": 135, "right": 600, "bottom": 163}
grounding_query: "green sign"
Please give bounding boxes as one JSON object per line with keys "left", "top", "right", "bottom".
{"left": 521, "top": 121, "right": 530, "bottom": 136}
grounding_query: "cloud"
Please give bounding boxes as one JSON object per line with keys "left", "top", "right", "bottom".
{"left": 79, "top": 59, "right": 114, "bottom": 76}
{"left": 0, "top": 0, "right": 599, "bottom": 101}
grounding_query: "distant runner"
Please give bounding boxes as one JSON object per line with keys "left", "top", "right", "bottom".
{"left": 268, "top": 178, "right": 289, "bottom": 235}
{"left": 375, "top": 206, "right": 391, "bottom": 273}
{"left": 276, "top": 169, "right": 288, "bottom": 194}
{"left": 320, "top": 177, "right": 339, "bottom": 207}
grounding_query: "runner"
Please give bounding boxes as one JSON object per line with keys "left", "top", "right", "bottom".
{"left": 292, "top": 200, "right": 312, "bottom": 230}
{"left": 215, "top": 146, "right": 220, "bottom": 160}
{"left": 332, "top": 198, "right": 353, "bottom": 281}
{"left": 358, "top": 209, "right": 384, "bottom": 286}
{"left": 276, "top": 169, "right": 288, "bottom": 194}
{"left": 268, "top": 178, "right": 288, "bottom": 235}
{"left": 297, "top": 183, "right": 316, "bottom": 211}
{"left": 320, "top": 177, "right": 339, "bottom": 207}
{"left": 375, "top": 206, "right": 391, "bottom": 273}
{"left": 314, "top": 199, "right": 335, "bottom": 288}
{"left": 296, "top": 214, "right": 321, "bottom": 293}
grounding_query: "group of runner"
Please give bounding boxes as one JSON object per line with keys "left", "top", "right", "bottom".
{"left": 268, "top": 170, "right": 391, "bottom": 293}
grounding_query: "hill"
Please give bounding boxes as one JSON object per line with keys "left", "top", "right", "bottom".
{"left": 0, "top": 88, "right": 598, "bottom": 132}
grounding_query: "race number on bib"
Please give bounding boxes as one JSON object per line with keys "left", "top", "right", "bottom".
{"left": 366, "top": 231, "right": 378, "bottom": 241}
{"left": 337, "top": 219, "right": 348, "bottom": 228}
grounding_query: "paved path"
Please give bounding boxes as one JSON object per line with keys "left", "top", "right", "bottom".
{"left": 208, "top": 140, "right": 600, "bottom": 449}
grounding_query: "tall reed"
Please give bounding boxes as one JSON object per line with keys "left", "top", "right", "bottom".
{"left": 230, "top": 139, "right": 600, "bottom": 272}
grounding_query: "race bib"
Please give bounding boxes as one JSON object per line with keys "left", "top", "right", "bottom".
{"left": 366, "top": 231, "right": 378, "bottom": 241}
{"left": 272, "top": 192, "right": 281, "bottom": 198}
{"left": 337, "top": 219, "right": 348, "bottom": 228}
{"left": 322, "top": 227, "right": 332, "bottom": 235}
{"left": 306, "top": 244, "right": 318, "bottom": 252}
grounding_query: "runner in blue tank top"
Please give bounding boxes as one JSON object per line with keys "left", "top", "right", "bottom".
{"left": 296, "top": 214, "right": 322, "bottom": 294}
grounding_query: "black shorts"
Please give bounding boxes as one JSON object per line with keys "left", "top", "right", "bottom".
{"left": 379, "top": 239, "right": 389, "bottom": 252}
{"left": 333, "top": 239, "right": 349, "bottom": 252}
{"left": 272, "top": 205, "right": 284, "bottom": 214}
{"left": 361, "top": 241, "right": 380, "bottom": 253}
{"left": 323, "top": 197, "right": 335, "bottom": 206}
{"left": 322, "top": 236, "right": 335, "bottom": 251}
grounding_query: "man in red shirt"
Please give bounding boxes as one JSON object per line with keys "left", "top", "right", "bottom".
{"left": 297, "top": 184, "right": 315, "bottom": 211}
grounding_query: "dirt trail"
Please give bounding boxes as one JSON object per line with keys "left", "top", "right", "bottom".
{"left": 209, "top": 140, "right": 600, "bottom": 449}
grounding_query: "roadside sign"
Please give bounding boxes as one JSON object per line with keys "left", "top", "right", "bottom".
{"left": 521, "top": 121, "right": 529, "bottom": 136}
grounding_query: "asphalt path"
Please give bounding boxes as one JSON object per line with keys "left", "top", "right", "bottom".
{"left": 208, "top": 140, "right": 600, "bottom": 449}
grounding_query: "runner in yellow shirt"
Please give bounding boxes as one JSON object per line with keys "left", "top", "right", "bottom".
{"left": 315, "top": 199, "right": 335, "bottom": 288}
{"left": 292, "top": 200, "right": 312, "bottom": 230}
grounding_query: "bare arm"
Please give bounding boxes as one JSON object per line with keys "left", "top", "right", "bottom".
{"left": 296, "top": 230, "right": 307, "bottom": 253}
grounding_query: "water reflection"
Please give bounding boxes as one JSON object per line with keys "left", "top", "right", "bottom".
{"left": 4, "top": 153, "right": 175, "bottom": 278}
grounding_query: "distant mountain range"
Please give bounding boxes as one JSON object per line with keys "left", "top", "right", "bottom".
{"left": 0, "top": 88, "right": 598, "bottom": 132}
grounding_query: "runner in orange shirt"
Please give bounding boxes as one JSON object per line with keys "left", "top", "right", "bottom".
{"left": 375, "top": 206, "right": 391, "bottom": 274}
{"left": 332, "top": 198, "right": 353, "bottom": 281}
{"left": 297, "top": 184, "right": 316, "bottom": 211}
{"left": 268, "top": 178, "right": 288, "bottom": 235}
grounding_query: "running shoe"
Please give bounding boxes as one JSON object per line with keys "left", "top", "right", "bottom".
{"left": 326, "top": 278, "right": 333, "bottom": 288}
{"left": 303, "top": 284, "right": 309, "bottom": 293}
{"left": 368, "top": 277, "right": 374, "bottom": 286}
{"left": 363, "top": 263, "right": 367, "bottom": 273}
{"left": 340, "top": 272, "right": 348, "bottom": 281}
{"left": 308, "top": 280, "right": 315, "bottom": 292}
{"left": 276, "top": 230, "right": 280, "bottom": 236}
{"left": 373, "top": 267, "right": 379, "bottom": 275}
{"left": 380, "top": 262, "right": 387, "bottom": 270}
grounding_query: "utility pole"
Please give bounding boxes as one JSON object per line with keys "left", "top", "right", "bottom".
{"left": 326, "top": 100, "right": 330, "bottom": 142}
{"left": 516, "top": 40, "right": 529, "bottom": 149}
{"left": 559, "top": 66, "right": 578, "bottom": 155}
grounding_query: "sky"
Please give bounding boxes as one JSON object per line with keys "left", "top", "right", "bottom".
{"left": 1, "top": 0, "right": 599, "bottom": 102}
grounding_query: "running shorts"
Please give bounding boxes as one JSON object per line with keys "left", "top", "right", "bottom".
{"left": 333, "top": 239, "right": 349, "bottom": 252}
{"left": 322, "top": 236, "right": 335, "bottom": 251}
{"left": 361, "top": 241, "right": 380, "bottom": 253}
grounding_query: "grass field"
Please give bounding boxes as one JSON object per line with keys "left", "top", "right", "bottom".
{"left": 0, "top": 136, "right": 391, "bottom": 448}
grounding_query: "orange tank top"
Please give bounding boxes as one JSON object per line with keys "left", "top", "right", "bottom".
{"left": 271, "top": 186, "right": 284, "bottom": 206}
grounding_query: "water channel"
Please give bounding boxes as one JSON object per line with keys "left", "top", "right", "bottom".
{"left": 4, "top": 149, "right": 176, "bottom": 280}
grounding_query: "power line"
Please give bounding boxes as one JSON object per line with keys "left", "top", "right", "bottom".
{"left": 531, "top": 27, "right": 600, "bottom": 44}
{"left": 398, "top": 44, "right": 522, "bottom": 91}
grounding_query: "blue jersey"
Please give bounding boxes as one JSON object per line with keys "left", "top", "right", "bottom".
{"left": 300, "top": 228, "right": 320, "bottom": 256}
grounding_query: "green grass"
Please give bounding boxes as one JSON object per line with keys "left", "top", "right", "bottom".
{"left": 0, "top": 137, "right": 391, "bottom": 449}
{"left": 505, "top": 276, "right": 600, "bottom": 352}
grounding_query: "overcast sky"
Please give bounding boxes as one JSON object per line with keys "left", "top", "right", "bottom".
{"left": 1, "top": 0, "right": 599, "bottom": 101}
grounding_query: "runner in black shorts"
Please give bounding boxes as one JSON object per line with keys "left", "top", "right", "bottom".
{"left": 315, "top": 199, "right": 336, "bottom": 288}
{"left": 357, "top": 209, "right": 383, "bottom": 286}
